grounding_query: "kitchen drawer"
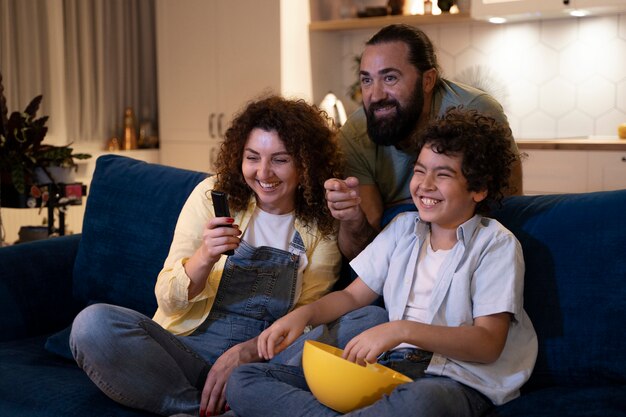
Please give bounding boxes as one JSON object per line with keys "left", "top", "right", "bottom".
{"left": 522, "top": 150, "right": 588, "bottom": 194}
{"left": 587, "top": 151, "right": 626, "bottom": 192}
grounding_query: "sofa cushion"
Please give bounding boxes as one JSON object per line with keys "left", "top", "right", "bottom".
{"left": 0, "top": 234, "right": 81, "bottom": 342}
{"left": 486, "top": 385, "right": 626, "bottom": 417}
{"left": 492, "top": 190, "right": 626, "bottom": 391}
{"left": 0, "top": 335, "right": 155, "bottom": 417}
{"left": 73, "top": 155, "right": 207, "bottom": 316}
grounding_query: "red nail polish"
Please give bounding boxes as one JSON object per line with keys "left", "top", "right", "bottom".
{"left": 226, "top": 218, "right": 234, "bottom": 223}
{"left": 225, "top": 404, "right": 230, "bottom": 411}
{"left": 199, "top": 409, "right": 205, "bottom": 417}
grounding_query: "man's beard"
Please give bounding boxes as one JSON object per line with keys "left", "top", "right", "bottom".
{"left": 365, "top": 81, "right": 424, "bottom": 147}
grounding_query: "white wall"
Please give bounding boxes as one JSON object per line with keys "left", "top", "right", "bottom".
{"left": 280, "top": 0, "right": 313, "bottom": 101}
{"left": 334, "top": 13, "right": 626, "bottom": 139}
{"left": 7, "top": 6, "right": 624, "bottom": 244}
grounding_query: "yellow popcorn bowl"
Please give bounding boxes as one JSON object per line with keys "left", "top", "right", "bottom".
{"left": 302, "top": 340, "right": 412, "bottom": 413}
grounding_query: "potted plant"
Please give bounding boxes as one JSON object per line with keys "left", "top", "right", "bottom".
{"left": 0, "top": 94, "right": 91, "bottom": 206}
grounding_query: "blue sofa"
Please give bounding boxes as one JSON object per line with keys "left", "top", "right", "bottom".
{"left": 1, "top": 154, "right": 625, "bottom": 417}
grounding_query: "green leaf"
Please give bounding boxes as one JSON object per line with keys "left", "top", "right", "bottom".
{"left": 10, "top": 164, "right": 26, "bottom": 194}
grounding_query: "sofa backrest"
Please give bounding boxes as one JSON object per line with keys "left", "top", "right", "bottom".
{"left": 71, "top": 156, "right": 626, "bottom": 391}
{"left": 72, "top": 155, "right": 207, "bottom": 316}
{"left": 492, "top": 190, "right": 626, "bottom": 391}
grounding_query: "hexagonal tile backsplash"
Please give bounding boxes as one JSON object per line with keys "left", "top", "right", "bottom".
{"left": 340, "top": 13, "right": 626, "bottom": 139}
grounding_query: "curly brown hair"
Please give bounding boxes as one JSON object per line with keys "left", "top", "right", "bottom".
{"left": 213, "top": 95, "right": 344, "bottom": 237}
{"left": 416, "top": 107, "right": 518, "bottom": 214}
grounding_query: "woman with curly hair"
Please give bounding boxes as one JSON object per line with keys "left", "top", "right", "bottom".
{"left": 70, "top": 96, "right": 350, "bottom": 417}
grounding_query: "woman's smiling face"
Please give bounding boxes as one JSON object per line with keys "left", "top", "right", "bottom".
{"left": 241, "top": 128, "right": 299, "bottom": 214}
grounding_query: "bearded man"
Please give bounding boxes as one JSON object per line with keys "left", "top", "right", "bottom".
{"left": 325, "top": 24, "right": 522, "bottom": 260}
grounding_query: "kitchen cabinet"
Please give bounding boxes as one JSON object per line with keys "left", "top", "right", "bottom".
{"left": 156, "top": 0, "right": 292, "bottom": 173}
{"left": 522, "top": 149, "right": 588, "bottom": 195}
{"left": 587, "top": 151, "right": 626, "bottom": 192}
{"left": 471, "top": 0, "right": 626, "bottom": 22}
{"left": 520, "top": 144, "right": 626, "bottom": 195}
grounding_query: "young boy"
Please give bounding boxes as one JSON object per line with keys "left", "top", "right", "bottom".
{"left": 226, "top": 107, "right": 538, "bottom": 417}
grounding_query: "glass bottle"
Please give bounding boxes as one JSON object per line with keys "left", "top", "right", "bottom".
{"left": 123, "top": 107, "right": 137, "bottom": 150}
{"left": 424, "top": 0, "right": 432, "bottom": 15}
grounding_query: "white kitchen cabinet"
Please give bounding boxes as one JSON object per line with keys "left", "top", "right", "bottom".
{"left": 155, "top": 0, "right": 306, "bottom": 173}
{"left": 522, "top": 149, "right": 588, "bottom": 195}
{"left": 522, "top": 148, "right": 626, "bottom": 195}
{"left": 157, "top": 0, "right": 217, "bottom": 143}
{"left": 471, "top": 0, "right": 626, "bottom": 22}
{"left": 587, "top": 151, "right": 626, "bottom": 192}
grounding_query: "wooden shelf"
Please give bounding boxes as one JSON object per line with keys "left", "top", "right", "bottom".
{"left": 309, "top": 13, "right": 472, "bottom": 32}
{"left": 517, "top": 139, "right": 626, "bottom": 151}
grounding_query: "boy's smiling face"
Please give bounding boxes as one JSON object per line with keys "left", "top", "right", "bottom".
{"left": 410, "top": 145, "right": 487, "bottom": 232}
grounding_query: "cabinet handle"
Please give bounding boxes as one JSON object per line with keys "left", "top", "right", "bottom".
{"left": 217, "top": 113, "right": 225, "bottom": 138}
{"left": 209, "top": 114, "right": 216, "bottom": 139}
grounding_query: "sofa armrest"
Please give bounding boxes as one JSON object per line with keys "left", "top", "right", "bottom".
{"left": 0, "top": 234, "right": 82, "bottom": 341}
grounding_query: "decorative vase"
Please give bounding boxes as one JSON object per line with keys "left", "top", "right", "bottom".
{"left": 34, "top": 166, "right": 76, "bottom": 185}
{"left": 438, "top": 0, "right": 454, "bottom": 12}
{"left": 18, "top": 226, "right": 49, "bottom": 243}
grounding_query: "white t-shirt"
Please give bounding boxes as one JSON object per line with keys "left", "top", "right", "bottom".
{"left": 396, "top": 233, "right": 450, "bottom": 349}
{"left": 242, "top": 207, "right": 309, "bottom": 303}
{"left": 404, "top": 233, "right": 451, "bottom": 324}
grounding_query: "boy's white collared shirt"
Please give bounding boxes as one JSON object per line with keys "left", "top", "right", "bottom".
{"left": 350, "top": 212, "right": 538, "bottom": 406}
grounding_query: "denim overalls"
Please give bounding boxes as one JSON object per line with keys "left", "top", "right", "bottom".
{"left": 69, "top": 231, "right": 306, "bottom": 415}
{"left": 183, "top": 232, "right": 305, "bottom": 365}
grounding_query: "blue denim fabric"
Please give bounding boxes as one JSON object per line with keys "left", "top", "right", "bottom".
{"left": 228, "top": 362, "right": 492, "bottom": 417}
{"left": 69, "top": 234, "right": 304, "bottom": 416}
{"left": 271, "top": 305, "right": 390, "bottom": 367}
{"left": 227, "top": 314, "right": 492, "bottom": 417}
{"left": 377, "top": 348, "right": 433, "bottom": 380}
{"left": 184, "top": 237, "right": 303, "bottom": 364}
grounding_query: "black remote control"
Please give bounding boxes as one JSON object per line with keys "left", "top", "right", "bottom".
{"left": 211, "top": 190, "right": 234, "bottom": 255}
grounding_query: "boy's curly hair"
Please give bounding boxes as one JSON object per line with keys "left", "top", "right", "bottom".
{"left": 213, "top": 95, "right": 344, "bottom": 237}
{"left": 416, "top": 107, "right": 518, "bottom": 214}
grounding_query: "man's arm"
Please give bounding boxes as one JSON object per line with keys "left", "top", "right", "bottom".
{"left": 337, "top": 184, "right": 383, "bottom": 260}
{"left": 325, "top": 178, "right": 384, "bottom": 260}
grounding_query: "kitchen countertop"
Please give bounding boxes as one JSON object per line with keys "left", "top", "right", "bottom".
{"left": 516, "top": 138, "right": 626, "bottom": 151}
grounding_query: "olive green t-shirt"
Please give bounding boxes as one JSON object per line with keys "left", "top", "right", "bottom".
{"left": 338, "top": 79, "right": 517, "bottom": 208}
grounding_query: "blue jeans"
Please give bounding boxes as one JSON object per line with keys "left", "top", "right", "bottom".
{"left": 226, "top": 312, "right": 492, "bottom": 417}
{"left": 69, "top": 235, "right": 306, "bottom": 416}
{"left": 228, "top": 364, "right": 492, "bottom": 417}
{"left": 69, "top": 304, "right": 388, "bottom": 416}
{"left": 271, "top": 305, "right": 390, "bottom": 367}
{"left": 70, "top": 304, "right": 205, "bottom": 415}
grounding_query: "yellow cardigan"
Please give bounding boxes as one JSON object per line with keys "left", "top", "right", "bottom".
{"left": 152, "top": 176, "right": 341, "bottom": 335}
